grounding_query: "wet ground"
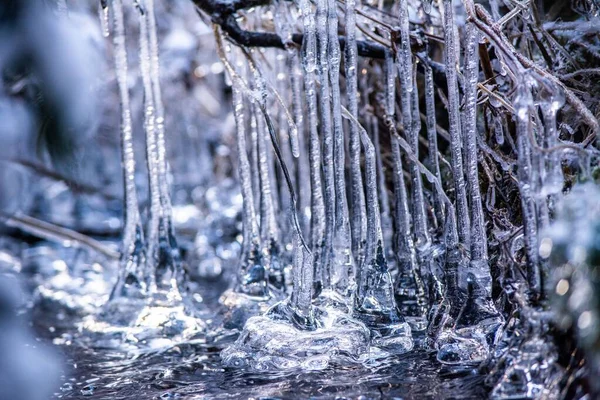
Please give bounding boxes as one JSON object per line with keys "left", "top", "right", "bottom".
{"left": 4, "top": 239, "right": 488, "bottom": 400}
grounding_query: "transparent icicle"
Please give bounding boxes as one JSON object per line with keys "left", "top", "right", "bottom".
{"left": 515, "top": 78, "right": 541, "bottom": 299}
{"left": 137, "top": 0, "right": 161, "bottom": 293}
{"left": 461, "top": 24, "right": 492, "bottom": 292}
{"left": 142, "top": 0, "right": 183, "bottom": 292}
{"left": 254, "top": 103, "right": 278, "bottom": 245}
{"left": 344, "top": 0, "right": 367, "bottom": 264}
{"left": 316, "top": 0, "right": 336, "bottom": 288}
{"left": 232, "top": 84, "right": 267, "bottom": 296}
{"left": 348, "top": 110, "right": 405, "bottom": 329}
{"left": 423, "top": 59, "right": 445, "bottom": 227}
{"left": 398, "top": 0, "right": 430, "bottom": 251}
{"left": 388, "top": 115, "right": 464, "bottom": 335}
{"left": 255, "top": 99, "right": 285, "bottom": 291}
{"left": 273, "top": 0, "right": 300, "bottom": 159}
{"left": 298, "top": 0, "right": 325, "bottom": 288}
{"left": 442, "top": 0, "right": 470, "bottom": 248}
{"left": 409, "top": 69, "right": 431, "bottom": 250}
{"left": 275, "top": 59, "right": 294, "bottom": 227}
{"left": 328, "top": 0, "right": 354, "bottom": 292}
{"left": 372, "top": 115, "right": 394, "bottom": 263}
{"left": 398, "top": 0, "right": 413, "bottom": 94}
{"left": 109, "top": 0, "right": 147, "bottom": 299}
{"left": 385, "top": 51, "right": 427, "bottom": 321}
{"left": 288, "top": 51, "right": 311, "bottom": 236}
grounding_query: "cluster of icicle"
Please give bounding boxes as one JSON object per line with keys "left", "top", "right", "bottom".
{"left": 214, "top": 0, "right": 595, "bottom": 374}
{"left": 215, "top": 0, "right": 506, "bottom": 368}
{"left": 84, "top": 0, "right": 203, "bottom": 348}
{"left": 96, "top": 0, "right": 597, "bottom": 388}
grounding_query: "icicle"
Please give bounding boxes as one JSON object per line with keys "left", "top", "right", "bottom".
{"left": 275, "top": 58, "right": 294, "bottom": 226}
{"left": 255, "top": 104, "right": 278, "bottom": 246}
{"left": 350, "top": 112, "right": 387, "bottom": 296}
{"left": 492, "top": 111, "right": 505, "bottom": 145}
{"left": 288, "top": 51, "right": 311, "bottom": 236}
{"left": 345, "top": 0, "right": 367, "bottom": 265}
{"left": 343, "top": 108, "right": 413, "bottom": 354}
{"left": 409, "top": 69, "right": 431, "bottom": 250}
{"left": 137, "top": 0, "right": 161, "bottom": 293}
{"left": 397, "top": 0, "right": 430, "bottom": 253}
{"left": 462, "top": 24, "right": 489, "bottom": 270}
{"left": 372, "top": 115, "right": 393, "bottom": 262}
{"left": 266, "top": 107, "right": 281, "bottom": 223}
{"left": 109, "top": 0, "right": 147, "bottom": 299}
{"left": 255, "top": 99, "right": 285, "bottom": 291}
{"left": 423, "top": 58, "right": 445, "bottom": 227}
{"left": 273, "top": 0, "right": 300, "bottom": 160}
{"left": 297, "top": 0, "right": 325, "bottom": 287}
{"left": 398, "top": 0, "right": 413, "bottom": 94}
{"left": 442, "top": 0, "right": 470, "bottom": 248}
{"left": 515, "top": 78, "right": 540, "bottom": 299}
{"left": 232, "top": 84, "right": 266, "bottom": 296}
{"left": 316, "top": 0, "right": 336, "bottom": 288}
{"left": 237, "top": 47, "right": 309, "bottom": 256}
{"left": 141, "top": 0, "right": 184, "bottom": 292}
{"left": 327, "top": 0, "right": 354, "bottom": 292}
{"left": 384, "top": 50, "right": 427, "bottom": 323}
{"left": 99, "top": 0, "right": 110, "bottom": 38}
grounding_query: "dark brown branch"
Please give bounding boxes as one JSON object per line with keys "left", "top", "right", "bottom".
{"left": 192, "top": 0, "right": 402, "bottom": 59}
